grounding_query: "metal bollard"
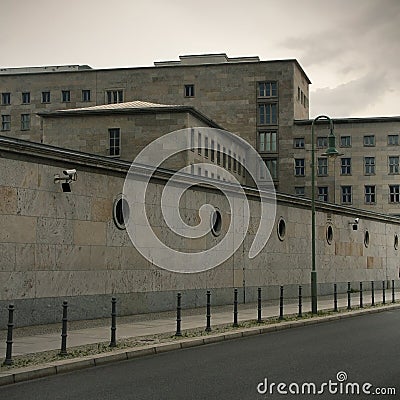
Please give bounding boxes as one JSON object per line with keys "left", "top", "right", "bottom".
{"left": 347, "top": 282, "right": 351, "bottom": 310}
{"left": 60, "top": 301, "right": 68, "bottom": 356}
{"left": 392, "top": 280, "right": 395, "bottom": 303}
{"left": 233, "top": 288, "right": 238, "bottom": 327}
{"left": 333, "top": 284, "right": 338, "bottom": 312}
{"left": 175, "top": 293, "right": 182, "bottom": 336}
{"left": 3, "top": 304, "right": 14, "bottom": 366}
{"left": 382, "top": 281, "right": 386, "bottom": 304}
{"left": 359, "top": 282, "right": 363, "bottom": 308}
{"left": 205, "top": 291, "right": 211, "bottom": 332}
{"left": 257, "top": 288, "right": 262, "bottom": 323}
{"left": 298, "top": 286, "right": 302, "bottom": 318}
{"left": 279, "top": 286, "right": 284, "bottom": 320}
{"left": 371, "top": 281, "right": 375, "bottom": 306}
{"left": 110, "top": 297, "right": 117, "bottom": 347}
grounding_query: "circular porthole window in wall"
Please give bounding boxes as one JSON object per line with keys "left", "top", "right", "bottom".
{"left": 277, "top": 217, "right": 286, "bottom": 241}
{"left": 113, "top": 194, "right": 130, "bottom": 230}
{"left": 395, "top": 234, "right": 399, "bottom": 250}
{"left": 211, "top": 209, "right": 222, "bottom": 237}
{"left": 326, "top": 225, "right": 334, "bottom": 245}
{"left": 364, "top": 230, "right": 370, "bottom": 248}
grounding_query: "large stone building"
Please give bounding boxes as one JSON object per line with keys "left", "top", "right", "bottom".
{"left": 1, "top": 53, "right": 400, "bottom": 214}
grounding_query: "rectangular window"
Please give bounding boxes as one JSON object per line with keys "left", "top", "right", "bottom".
{"left": 223, "top": 147, "right": 227, "bottom": 168}
{"left": 197, "top": 166, "right": 202, "bottom": 176}
{"left": 228, "top": 150, "right": 232, "bottom": 170}
{"left": 82, "top": 90, "right": 91, "bottom": 102}
{"left": 198, "top": 132, "right": 202, "bottom": 155}
{"left": 317, "top": 158, "right": 328, "bottom": 176}
{"left": 388, "top": 134, "right": 399, "bottom": 145}
{"left": 341, "top": 158, "right": 351, "bottom": 175}
{"left": 217, "top": 143, "right": 221, "bottom": 165}
{"left": 22, "top": 92, "right": 30, "bottom": 104}
{"left": 258, "top": 81, "right": 278, "bottom": 97}
{"left": 42, "top": 91, "right": 51, "bottom": 103}
{"left": 190, "top": 164, "right": 194, "bottom": 175}
{"left": 340, "top": 136, "right": 351, "bottom": 147}
{"left": 106, "top": 90, "right": 123, "bottom": 104}
{"left": 190, "top": 128, "right": 195, "bottom": 151}
{"left": 204, "top": 170, "right": 209, "bottom": 178}
{"left": 233, "top": 153, "right": 237, "bottom": 172}
{"left": 211, "top": 140, "right": 215, "bottom": 162}
{"left": 184, "top": 84, "right": 195, "bottom": 97}
{"left": 364, "top": 157, "right": 375, "bottom": 175}
{"left": 258, "top": 103, "right": 278, "bottom": 125}
{"left": 295, "top": 159, "right": 305, "bottom": 176}
{"left": 316, "top": 136, "right": 328, "bottom": 148}
{"left": 389, "top": 156, "right": 399, "bottom": 174}
{"left": 258, "top": 131, "right": 277, "bottom": 152}
{"left": 1, "top": 115, "right": 11, "bottom": 131}
{"left": 238, "top": 155, "right": 242, "bottom": 175}
{"left": 204, "top": 137, "right": 209, "bottom": 158}
{"left": 341, "top": 186, "right": 352, "bottom": 204}
{"left": 109, "top": 128, "right": 120, "bottom": 157}
{"left": 293, "top": 138, "right": 305, "bottom": 148}
{"left": 318, "top": 187, "right": 328, "bottom": 202}
{"left": 363, "top": 135, "right": 375, "bottom": 146}
{"left": 21, "top": 114, "right": 30, "bottom": 130}
{"left": 265, "top": 159, "right": 278, "bottom": 180}
{"left": 295, "top": 186, "right": 305, "bottom": 196}
{"left": 365, "top": 185, "right": 376, "bottom": 204}
{"left": 62, "top": 90, "right": 71, "bottom": 102}
{"left": 389, "top": 185, "right": 400, "bottom": 203}
{"left": 1, "top": 92, "right": 11, "bottom": 105}
{"left": 242, "top": 158, "right": 246, "bottom": 177}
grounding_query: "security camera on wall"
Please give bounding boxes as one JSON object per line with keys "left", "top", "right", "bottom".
{"left": 349, "top": 218, "right": 360, "bottom": 230}
{"left": 62, "top": 169, "right": 77, "bottom": 181}
{"left": 54, "top": 168, "right": 77, "bottom": 192}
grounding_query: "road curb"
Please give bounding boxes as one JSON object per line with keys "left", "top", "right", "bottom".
{"left": 1, "top": 303, "right": 399, "bottom": 387}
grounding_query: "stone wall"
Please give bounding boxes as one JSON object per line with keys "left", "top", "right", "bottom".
{"left": 0, "top": 137, "right": 399, "bottom": 327}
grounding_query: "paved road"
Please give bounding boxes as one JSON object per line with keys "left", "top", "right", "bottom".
{"left": 1, "top": 310, "right": 399, "bottom": 399}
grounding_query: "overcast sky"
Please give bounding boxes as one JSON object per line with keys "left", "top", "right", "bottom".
{"left": 1, "top": 0, "right": 399, "bottom": 118}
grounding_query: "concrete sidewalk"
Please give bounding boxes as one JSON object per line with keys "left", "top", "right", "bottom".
{"left": 1, "top": 289, "right": 398, "bottom": 359}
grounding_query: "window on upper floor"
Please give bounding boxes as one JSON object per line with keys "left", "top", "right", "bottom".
{"left": 21, "top": 114, "right": 30, "bottom": 130}
{"left": 198, "top": 132, "right": 202, "bottom": 155}
{"left": 294, "top": 159, "right": 305, "bottom": 176}
{"left": 258, "top": 103, "right": 277, "bottom": 125}
{"left": 1, "top": 115, "right": 11, "bottom": 131}
{"left": 363, "top": 135, "right": 375, "bottom": 146}
{"left": 106, "top": 90, "right": 123, "bottom": 104}
{"left": 1, "top": 92, "right": 11, "bottom": 105}
{"left": 204, "top": 136, "right": 209, "bottom": 158}
{"left": 258, "top": 130, "right": 277, "bottom": 152}
{"left": 389, "top": 185, "right": 400, "bottom": 203}
{"left": 62, "top": 90, "right": 71, "bottom": 102}
{"left": 341, "top": 186, "right": 352, "bottom": 205}
{"left": 264, "top": 158, "right": 278, "bottom": 180}
{"left": 184, "top": 84, "right": 195, "bottom": 97}
{"left": 109, "top": 128, "right": 120, "bottom": 157}
{"left": 389, "top": 156, "right": 399, "bottom": 174}
{"left": 318, "top": 186, "right": 328, "bottom": 202}
{"left": 258, "top": 81, "right": 277, "bottom": 97}
{"left": 316, "top": 136, "right": 328, "bottom": 148}
{"left": 82, "top": 90, "right": 91, "bottom": 102}
{"left": 340, "top": 158, "right": 351, "bottom": 175}
{"left": 295, "top": 186, "right": 305, "bottom": 196}
{"left": 364, "top": 157, "right": 375, "bottom": 175}
{"left": 317, "top": 158, "right": 328, "bottom": 176}
{"left": 340, "top": 136, "right": 351, "bottom": 147}
{"left": 364, "top": 185, "right": 376, "bottom": 204}
{"left": 42, "top": 91, "right": 51, "bottom": 103}
{"left": 22, "top": 92, "right": 30, "bottom": 104}
{"left": 293, "top": 137, "right": 305, "bottom": 148}
{"left": 211, "top": 140, "right": 215, "bottom": 162}
{"left": 217, "top": 143, "right": 221, "bottom": 165}
{"left": 388, "top": 134, "right": 399, "bottom": 146}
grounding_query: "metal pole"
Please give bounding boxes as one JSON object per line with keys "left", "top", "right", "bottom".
{"left": 359, "top": 282, "right": 363, "bottom": 308}
{"left": 175, "top": 293, "right": 182, "bottom": 336}
{"left": 3, "top": 304, "right": 14, "bottom": 366}
{"left": 205, "top": 291, "right": 211, "bottom": 332}
{"left": 382, "top": 281, "right": 386, "bottom": 304}
{"left": 233, "top": 288, "right": 238, "bottom": 327}
{"left": 311, "top": 119, "right": 317, "bottom": 315}
{"left": 333, "top": 284, "right": 338, "bottom": 312}
{"left": 371, "top": 281, "right": 375, "bottom": 306}
{"left": 392, "top": 280, "right": 395, "bottom": 303}
{"left": 298, "top": 285, "right": 302, "bottom": 317}
{"left": 60, "top": 301, "right": 68, "bottom": 356}
{"left": 257, "top": 287, "right": 262, "bottom": 323}
{"left": 279, "top": 286, "right": 284, "bottom": 320}
{"left": 110, "top": 297, "right": 117, "bottom": 347}
{"left": 347, "top": 282, "right": 351, "bottom": 310}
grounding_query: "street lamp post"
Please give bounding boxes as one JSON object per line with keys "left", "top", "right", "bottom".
{"left": 311, "top": 115, "right": 341, "bottom": 314}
